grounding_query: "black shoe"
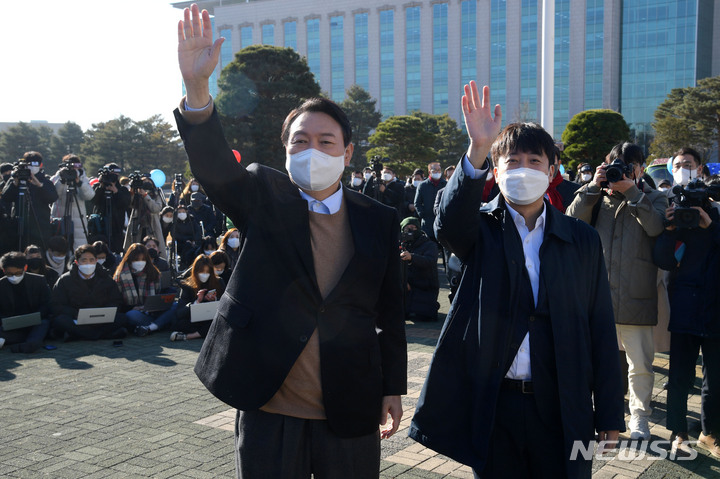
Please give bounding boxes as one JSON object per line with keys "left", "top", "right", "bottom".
{"left": 134, "top": 325, "right": 150, "bottom": 337}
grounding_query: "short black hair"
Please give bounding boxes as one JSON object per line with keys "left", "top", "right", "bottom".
{"left": 0, "top": 163, "right": 12, "bottom": 174}
{"left": 22, "top": 151, "right": 43, "bottom": 164}
{"left": 674, "top": 147, "right": 702, "bottom": 167}
{"left": 1, "top": 252, "right": 26, "bottom": 270}
{"left": 161, "top": 206, "right": 174, "bottom": 216}
{"left": 23, "top": 244, "right": 42, "bottom": 256}
{"left": 74, "top": 244, "right": 97, "bottom": 260}
{"left": 491, "top": 123, "right": 558, "bottom": 169}
{"left": 210, "top": 250, "right": 230, "bottom": 266}
{"left": 142, "top": 235, "right": 160, "bottom": 246}
{"left": 281, "top": 97, "right": 352, "bottom": 148}
{"left": 93, "top": 241, "right": 111, "bottom": 257}
{"left": 608, "top": 142, "right": 644, "bottom": 167}
{"left": 47, "top": 236, "right": 68, "bottom": 253}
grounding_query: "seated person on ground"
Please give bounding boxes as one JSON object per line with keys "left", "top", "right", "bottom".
{"left": 0, "top": 252, "right": 52, "bottom": 352}
{"left": 143, "top": 235, "right": 170, "bottom": 272}
{"left": 50, "top": 244, "right": 128, "bottom": 341}
{"left": 209, "top": 250, "right": 231, "bottom": 285}
{"left": 93, "top": 240, "right": 117, "bottom": 272}
{"left": 24, "top": 244, "right": 59, "bottom": 288}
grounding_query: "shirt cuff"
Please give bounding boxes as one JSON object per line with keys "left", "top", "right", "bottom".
{"left": 461, "top": 154, "right": 489, "bottom": 180}
{"left": 179, "top": 96, "right": 214, "bottom": 125}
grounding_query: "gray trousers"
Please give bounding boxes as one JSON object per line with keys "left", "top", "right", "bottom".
{"left": 235, "top": 409, "right": 380, "bottom": 479}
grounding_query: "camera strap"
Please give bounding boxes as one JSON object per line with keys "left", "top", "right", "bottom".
{"left": 590, "top": 191, "right": 605, "bottom": 228}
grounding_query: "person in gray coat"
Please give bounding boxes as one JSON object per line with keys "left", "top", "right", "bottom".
{"left": 50, "top": 154, "right": 95, "bottom": 250}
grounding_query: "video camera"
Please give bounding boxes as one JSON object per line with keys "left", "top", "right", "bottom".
{"left": 671, "top": 179, "right": 720, "bottom": 229}
{"left": 128, "top": 171, "right": 145, "bottom": 190}
{"left": 58, "top": 159, "right": 83, "bottom": 184}
{"left": 600, "top": 159, "right": 634, "bottom": 188}
{"left": 97, "top": 167, "right": 119, "bottom": 187}
{"left": 369, "top": 155, "right": 387, "bottom": 179}
{"left": 11, "top": 160, "right": 33, "bottom": 182}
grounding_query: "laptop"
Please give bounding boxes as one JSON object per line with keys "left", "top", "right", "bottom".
{"left": 1, "top": 312, "right": 42, "bottom": 331}
{"left": 160, "top": 271, "right": 172, "bottom": 290}
{"left": 76, "top": 307, "right": 117, "bottom": 325}
{"left": 190, "top": 302, "right": 219, "bottom": 323}
{"left": 143, "top": 293, "right": 176, "bottom": 312}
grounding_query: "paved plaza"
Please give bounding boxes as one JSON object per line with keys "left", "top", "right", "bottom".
{"left": 1, "top": 274, "right": 719, "bottom": 478}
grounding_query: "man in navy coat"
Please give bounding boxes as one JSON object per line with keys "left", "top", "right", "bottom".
{"left": 175, "top": 5, "right": 406, "bottom": 478}
{"left": 409, "top": 82, "right": 624, "bottom": 478}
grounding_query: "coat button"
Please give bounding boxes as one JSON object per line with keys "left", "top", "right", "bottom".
{"left": 319, "top": 307, "right": 326, "bottom": 313}
{"left": 299, "top": 335, "right": 308, "bottom": 342}
{"left": 529, "top": 315, "right": 535, "bottom": 322}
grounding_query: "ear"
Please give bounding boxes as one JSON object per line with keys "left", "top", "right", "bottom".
{"left": 344, "top": 143, "right": 354, "bottom": 167}
{"left": 493, "top": 166, "right": 499, "bottom": 178}
{"left": 548, "top": 164, "right": 556, "bottom": 179}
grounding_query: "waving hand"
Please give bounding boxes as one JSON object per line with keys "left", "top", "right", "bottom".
{"left": 462, "top": 81, "right": 502, "bottom": 168}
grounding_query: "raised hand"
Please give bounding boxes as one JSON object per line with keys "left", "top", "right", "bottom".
{"left": 462, "top": 81, "right": 502, "bottom": 168}
{"left": 178, "top": 4, "right": 224, "bottom": 107}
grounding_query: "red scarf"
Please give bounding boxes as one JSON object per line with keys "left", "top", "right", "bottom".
{"left": 546, "top": 172, "right": 565, "bottom": 213}
{"left": 482, "top": 176, "right": 496, "bottom": 202}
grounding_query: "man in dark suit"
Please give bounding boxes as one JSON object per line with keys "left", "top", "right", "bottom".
{"left": 409, "top": 82, "right": 624, "bottom": 478}
{"left": 175, "top": 6, "right": 406, "bottom": 477}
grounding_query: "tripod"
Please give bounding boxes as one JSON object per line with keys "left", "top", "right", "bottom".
{"left": 104, "top": 188, "right": 113, "bottom": 252}
{"left": 15, "top": 178, "right": 48, "bottom": 252}
{"left": 62, "top": 181, "right": 89, "bottom": 249}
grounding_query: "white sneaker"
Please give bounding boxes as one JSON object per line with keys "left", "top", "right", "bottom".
{"left": 629, "top": 415, "right": 651, "bottom": 440}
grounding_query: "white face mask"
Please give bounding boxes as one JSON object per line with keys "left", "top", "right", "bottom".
{"left": 364, "top": 172, "right": 372, "bottom": 181}
{"left": 214, "top": 269, "right": 224, "bottom": 276}
{"left": 351, "top": 177, "right": 362, "bottom": 187}
{"left": 431, "top": 172, "right": 442, "bottom": 180}
{"left": 197, "top": 272, "right": 211, "bottom": 283}
{"left": 227, "top": 237, "right": 240, "bottom": 249}
{"left": 97, "top": 258, "right": 106, "bottom": 265}
{"left": 52, "top": 255, "right": 66, "bottom": 264}
{"left": 78, "top": 263, "right": 96, "bottom": 276}
{"left": 177, "top": 212, "right": 188, "bottom": 221}
{"left": 190, "top": 184, "right": 199, "bottom": 192}
{"left": 131, "top": 261, "right": 146, "bottom": 272}
{"left": 203, "top": 250, "right": 214, "bottom": 256}
{"left": 413, "top": 180, "right": 422, "bottom": 188}
{"left": 497, "top": 167, "right": 551, "bottom": 206}
{"left": 581, "top": 173, "right": 592, "bottom": 182}
{"left": 286, "top": 148, "right": 345, "bottom": 191}
{"left": 30, "top": 166, "right": 41, "bottom": 175}
{"left": 162, "top": 216, "right": 173, "bottom": 224}
{"left": 6, "top": 273, "right": 24, "bottom": 285}
{"left": 381, "top": 173, "right": 393, "bottom": 182}
{"left": 673, "top": 167, "right": 697, "bottom": 186}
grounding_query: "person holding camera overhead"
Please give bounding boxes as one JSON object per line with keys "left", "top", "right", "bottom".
{"left": 567, "top": 142, "right": 668, "bottom": 441}
{"left": 1, "top": 151, "right": 58, "bottom": 251}
{"left": 652, "top": 149, "right": 720, "bottom": 458}
{"left": 50, "top": 154, "right": 95, "bottom": 250}
{"left": 91, "top": 163, "right": 130, "bottom": 254}
{"left": 123, "top": 173, "right": 165, "bottom": 254}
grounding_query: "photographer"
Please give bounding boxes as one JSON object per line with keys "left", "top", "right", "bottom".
{"left": 122, "top": 172, "right": 165, "bottom": 256}
{"left": 653, "top": 174, "right": 720, "bottom": 457}
{"left": 362, "top": 163, "right": 404, "bottom": 216}
{"left": 567, "top": 142, "right": 667, "bottom": 440}
{"left": 399, "top": 217, "right": 439, "bottom": 322}
{"left": 91, "top": 163, "right": 130, "bottom": 253}
{"left": 1, "top": 151, "right": 59, "bottom": 251}
{"left": 50, "top": 154, "right": 95, "bottom": 249}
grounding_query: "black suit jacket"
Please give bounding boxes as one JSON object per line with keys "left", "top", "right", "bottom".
{"left": 0, "top": 273, "right": 52, "bottom": 319}
{"left": 174, "top": 108, "right": 407, "bottom": 438}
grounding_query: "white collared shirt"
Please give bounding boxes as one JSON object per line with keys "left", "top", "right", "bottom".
{"left": 298, "top": 186, "right": 343, "bottom": 215}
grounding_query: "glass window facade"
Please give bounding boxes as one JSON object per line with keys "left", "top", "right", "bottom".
{"left": 460, "top": 1, "right": 477, "bottom": 87}
{"left": 406, "top": 6, "right": 421, "bottom": 112}
{"left": 209, "top": 17, "right": 218, "bottom": 97}
{"left": 330, "top": 16, "right": 344, "bottom": 101}
{"left": 520, "top": 0, "right": 538, "bottom": 121}
{"left": 355, "top": 13, "right": 369, "bottom": 90}
{"left": 220, "top": 28, "right": 233, "bottom": 69}
{"left": 379, "top": 10, "right": 394, "bottom": 118}
{"left": 241, "top": 26, "right": 253, "bottom": 49}
{"left": 585, "top": 0, "right": 604, "bottom": 109}
{"left": 553, "top": 0, "right": 570, "bottom": 138}
{"left": 433, "top": 3, "right": 448, "bottom": 114}
{"left": 490, "top": 0, "right": 507, "bottom": 120}
{"left": 284, "top": 21, "right": 297, "bottom": 50}
{"left": 306, "top": 18, "right": 320, "bottom": 80}
{"left": 262, "top": 24, "right": 274, "bottom": 45}
{"left": 621, "top": 0, "right": 698, "bottom": 142}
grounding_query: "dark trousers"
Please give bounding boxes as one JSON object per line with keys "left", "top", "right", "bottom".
{"left": 667, "top": 332, "right": 720, "bottom": 435}
{"left": 52, "top": 313, "right": 128, "bottom": 340}
{"left": 475, "top": 388, "right": 575, "bottom": 479}
{"left": 0, "top": 319, "right": 50, "bottom": 352}
{"left": 234, "top": 409, "right": 380, "bottom": 479}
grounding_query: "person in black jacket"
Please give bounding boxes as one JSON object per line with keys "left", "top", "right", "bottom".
{"left": 189, "top": 191, "right": 216, "bottom": 236}
{"left": 1, "top": 152, "right": 59, "bottom": 251}
{"left": 0, "top": 252, "right": 52, "bottom": 352}
{"left": 362, "top": 165, "right": 405, "bottom": 216}
{"left": 51, "top": 244, "right": 128, "bottom": 340}
{"left": 209, "top": 250, "right": 232, "bottom": 285}
{"left": 24, "top": 244, "right": 59, "bottom": 289}
{"left": 91, "top": 163, "right": 131, "bottom": 253}
{"left": 653, "top": 179, "right": 720, "bottom": 457}
{"left": 171, "top": 204, "right": 201, "bottom": 268}
{"left": 399, "top": 217, "right": 439, "bottom": 322}
{"left": 414, "top": 161, "right": 447, "bottom": 240}
{"left": 403, "top": 169, "right": 424, "bottom": 219}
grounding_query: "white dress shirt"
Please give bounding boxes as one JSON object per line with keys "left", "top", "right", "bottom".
{"left": 298, "top": 186, "right": 343, "bottom": 215}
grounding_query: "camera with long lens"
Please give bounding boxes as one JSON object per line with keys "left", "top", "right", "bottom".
{"left": 11, "top": 161, "right": 32, "bottom": 182}
{"left": 128, "top": 171, "right": 145, "bottom": 190}
{"left": 671, "top": 179, "right": 718, "bottom": 229}
{"left": 369, "top": 156, "right": 386, "bottom": 179}
{"left": 98, "top": 167, "right": 119, "bottom": 187}
{"left": 58, "top": 162, "right": 80, "bottom": 184}
{"left": 600, "top": 159, "right": 634, "bottom": 188}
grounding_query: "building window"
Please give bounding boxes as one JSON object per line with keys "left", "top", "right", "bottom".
{"left": 406, "top": 6, "right": 421, "bottom": 112}
{"left": 307, "top": 18, "right": 320, "bottom": 79}
{"left": 490, "top": 0, "right": 507, "bottom": 120}
{"left": 220, "top": 28, "right": 233, "bottom": 69}
{"left": 262, "top": 24, "right": 274, "bottom": 45}
{"left": 460, "top": 1, "right": 477, "bottom": 87}
{"left": 284, "top": 21, "right": 297, "bottom": 50}
{"left": 241, "top": 26, "right": 253, "bottom": 49}
{"left": 355, "top": 13, "right": 369, "bottom": 90}
{"left": 379, "top": 10, "right": 394, "bottom": 118}
{"left": 584, "top": 0, "right": 603, "bottom": 109}
{"left": 520, "top": 0, "right": 538, "bottom": 121}
{"left": 330, "top": 16, "right": 344, "bottom": 101}
{"left": 554, "top": 0, "right": 570, "bottom": 138}
{"left": 433, "top": 3, "right": 448, "bottom": 114}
